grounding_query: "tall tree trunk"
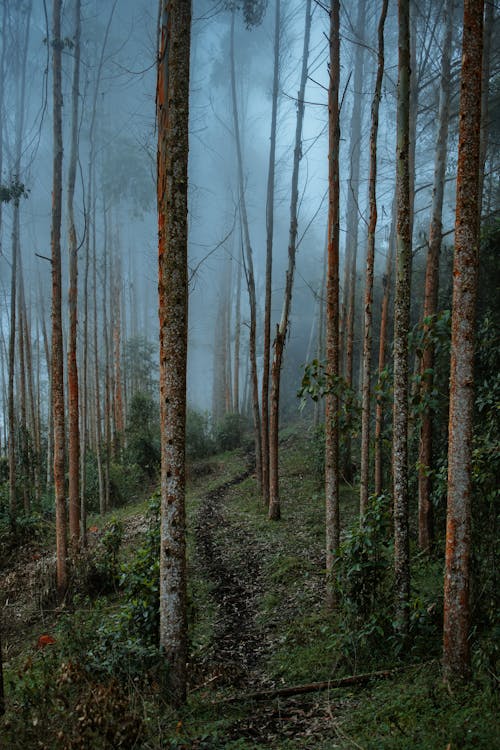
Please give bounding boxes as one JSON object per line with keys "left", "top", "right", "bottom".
{"left": 325, "top": 0, "right": 341, "bottom": 609}
{"left": 102, "top": 201, "right": 111, "bottom": 511}
{"left": 233, "top": 252, "right": 242, "bottom": 412}
{"left": 17, "top": 267, "right": 29, "bottom": 512}
{"left": 443, "top": 0, "right": 483, "bottom": 684}
{"left": 374, "top": 194, "right": 395, "bottom": 496}
{"left": 393, "top": 0, "right": 411, "bottom": 638}
{"left": 17, "top": 260, "right": 29, "bottom": 512}
{"left": 7, "top": 0, "right": 32, "bottom": 515}
{"left": 417, "top": 0, "right": 453, "bottom": 553}
{"left": 261, "top": 0, "right": 280, "bottom": 509}
{"left": 51, "top": 0, "right": 67, "bottom": 598}
{"left": 359, "top": 0, "right": 388, "bottom": 517}
{"left": 113, "top": 254, "right": 124, "bottom": 455}
{"left": 230, "top": 11, "right": 262, "bottom": 493}
{"left": 67, "top": 0, "right": 81, "bottom": 551}
{"left": 157, "top": 0, "right": 191, "bottom": 706}
{"left": 342, "top": 0, "right": 365, "bottom": 483}
{"left": 268, "top": 0, "right": 311, "bottom": 522}
{"left": 478, "top": 0, "right": 494, "bottom": 219}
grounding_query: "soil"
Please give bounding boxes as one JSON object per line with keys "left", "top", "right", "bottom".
{"left": 192, "top": 467, "right": 270, "bottom": 690}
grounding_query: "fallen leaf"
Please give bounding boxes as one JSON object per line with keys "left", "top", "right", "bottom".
{"left": 37, "top": 634, "right": 56, "bottom": 649}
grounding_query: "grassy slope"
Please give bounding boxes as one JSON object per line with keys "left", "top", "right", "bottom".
{"left": 0, "top": 427, "right": 497, "bottom": 749}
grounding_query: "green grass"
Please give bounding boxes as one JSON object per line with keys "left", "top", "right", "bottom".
{"left": 1, "top": 427, "right": 497, "bottom": 749}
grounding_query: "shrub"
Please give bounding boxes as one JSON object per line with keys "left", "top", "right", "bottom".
{"left": 186, "top": 407, "right": 215, "bottom": 459}
{"left": 213, "top": 412, "right": 247, "bottom": 452}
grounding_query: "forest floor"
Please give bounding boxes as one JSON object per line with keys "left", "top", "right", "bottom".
{"left": 0, "top": 426, "right": 497, "bottom": 749}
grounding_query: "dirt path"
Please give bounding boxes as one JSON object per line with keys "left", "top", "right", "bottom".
{"left": 193, "top": 468, "right": 270, "bottom": 689}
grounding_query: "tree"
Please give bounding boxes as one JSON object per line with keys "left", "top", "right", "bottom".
{"left": 325, "top": 0, "right": 341, "bottom": 609}
{"left": 261, "top": 0, "right": 280, "bottom": 510}
{"left": 341, "top": 0, "right": 365, "bottom": 483}
{"left": 67, "top": 0, "right": 82, "bottom": 551}
{"left": 157, "top": 0, "right": 191, "bottom": 705}
{"left": 229, "top": 10, "right": 262, "bottom": 494}
{"left": 268, "top": 0, "right": 311, "bottom": 522}
{"left": 392, "top": 0, "right": 411, "bottom": 638}
{"left": 359, "top": 0, "right": 389, "bottom": 517}
{"left": 443, "top": 0, "right": 484, "bottom": 683}
{"left": 51, "top": 0, "right": 67, "bottom": 598}
{"left": 417, "top": 0, "right": 454, "bottom": 552}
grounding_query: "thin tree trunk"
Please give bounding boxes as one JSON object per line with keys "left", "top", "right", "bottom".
{"left": 233, "top": 253, "right": 241, "bottom": 412}
{"left": 261, "top": 0, "right": 280, "bottom": 509}
{"left": 51, "top": 0, "right": 67, "bottom": 598}
{"left": 374, "top": 195, "right": 395, "bottom": 496}
{"left": 393, "top": 0, "right": 411, "bottom": 638}
{"left": 113, "top": 254, "right": 124, "bottom": 455}
{"left": 67, "top": 0, "right": 81, "bottom": 551}
{"left": 230, "top": 12, "right": 262, "bottom": 493}
{"left": 342, "top": 0, "right": 365, "bottom": 483}
{"left": 359, "top": 0, "right": 388, "bottom": 517}
{"left": 268, "top": 0, "right": 311, "bottom": 522}
{"left": 325, "top": 0, "right": 341, "bottom": 609}
{"left": 443, "top": 0, "right": 483, "bottom": 684}
{"left": 478, "top": 0, "right": 493, "bottom": 218}
{"left": 40, "top": 304, "right": 53, "bottom": 492}
{"left": 7, "top": 0, "right": 32, "bottom": 515}
{"left": 17, "top": 260, "right": 29, "bottom": 512}
{"left": 157, "top": 0, "right": 191, "bottom": 706}
{"left": 92, "top": 188, "right": 105, "bottom": 515}
{"left": 417, "top": 0, "right": 453, "bottom": 552}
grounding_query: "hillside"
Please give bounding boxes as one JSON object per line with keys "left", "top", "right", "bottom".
{"left": 0, "top": 428, "right": 497, "bottom": 749}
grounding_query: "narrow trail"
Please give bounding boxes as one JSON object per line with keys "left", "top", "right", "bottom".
{"left": 193, "top": 466, "right": 269, "bottom": 689}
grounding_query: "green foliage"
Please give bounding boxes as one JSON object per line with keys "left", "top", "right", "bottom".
{"left": 125, "top": 391, "right": 160, "bottom": 479}
{"left": 0, "top": 176, "right": 29, "bottom": 204}
{"left": 119, "top": 495, "right": 160, "bottom": 644}
{"left": 299, "top": 359, "right": 361, "bottom": 469}
{"left": 186, "top": 408, "right": 215, "bottom": 460}
{"left": 336, "top": 494, "right": 392, "bottom": 619}
{"left": 213, "top": 412, "right": 248, "bottom": 452}
{"left": 224, "top": 1, "right": 268, "bottom": 27}
{"left": 1, "top": 635, "right": 144, "bottom": 749}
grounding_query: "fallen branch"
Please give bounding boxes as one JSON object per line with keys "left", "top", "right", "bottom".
{"left": 214, "top": 664, "right": 428, "bottom": 705}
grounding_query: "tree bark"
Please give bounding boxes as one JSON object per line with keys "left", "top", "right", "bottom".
{"left": 157, "top": 0, "right": 191, "bottom": 706}
{"left": 51, "top": 0, "right": 68, "bottom": 598}
{"left": 261, "top": 0, "right": 280, "bottom": 509}
{"left": 230, "top": 11, "right": 262, "bottom": 494}
{"left": 417, "top": 0, "right": 453, "bottom": 553}
{"left": 359, "top": 0, "right": 388, "bottom": 517}
{"left": 325, "top": 0, "right": 341, "bottom": 609}
{"left": 374, "top": 194, "right": 395, "bottom": 497}
{"left": 268, "top": 0, "right": 311, "bottom": 522}
{"left": 67, "top": 0, "right": 81, "bottom": 552}
{"left": 443, "top": 0, "right": 483, "bottom": 684}
{"left": 342, "top": 0, "right": 365, "bottom": 483}
{"left": 393, "top": 0, "right": 411, "bottom": 638}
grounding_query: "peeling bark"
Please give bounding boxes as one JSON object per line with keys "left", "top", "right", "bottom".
{"left": 393, "top": 0, "right": 411, "bottom": 638}
{"left": 67, "top": 0, "right": 81, "bottom": 552}
{"left": 51, "top": 0, "right": 68, "bottom": 598}
{"left": 443, "top": 0, "right": 483, "bottom": 684}
{"left": 157, "top": 0, "right": 191, "bottom": 706}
